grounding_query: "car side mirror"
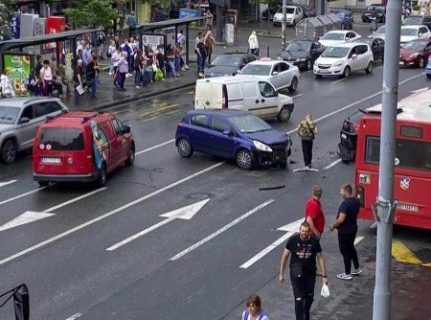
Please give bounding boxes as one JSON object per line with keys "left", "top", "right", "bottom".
{"left": 272, "top": 71, "right": 279, "bottom": 76}
{"left": 19, "top": 117, "right": 30, "bottom": 124}
{"left": 222, "top": 129, "right": 233, "bottom": 137}
{"left": 121, "top": 125, "right": 131, "bottom": 134}
{"left": 352, "top": 54, "right": 358, "bottom": 59}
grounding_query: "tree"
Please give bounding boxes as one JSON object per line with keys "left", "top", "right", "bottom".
{"left": 0, "top": 0, "right": 17, "bottom": 40}
{"left": 63, "top": 0, "right": 117, "bottom": 29}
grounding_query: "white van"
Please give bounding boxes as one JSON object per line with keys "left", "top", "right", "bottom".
{"left": 194, "top": 76, "right": 294, "bottom": 121}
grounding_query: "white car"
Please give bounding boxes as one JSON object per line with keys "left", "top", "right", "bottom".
{"left": 400, "top": 25, "right": 431, "bottom": 46}
{"left": 273, "top": 5, "right": 304, "bottom": 26}
{"left": 313, "top": 43, "right": 374, "bottom": 78}
{"left": 319, "top": 30, "right": 362, "bottom": 47}
{"left": 237, "top": 59, "right": 300, "bottom": 92}
{"left": 370, "top": 25, "right": 386, "bottom": 41}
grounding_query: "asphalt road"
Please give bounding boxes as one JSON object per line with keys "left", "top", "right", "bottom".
{"left": 0, "top": 65, "right": 430, "bottom": 320}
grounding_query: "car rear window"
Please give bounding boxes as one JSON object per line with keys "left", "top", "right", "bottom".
{"left": 40, "top": 127, "right": 84, "bottom": 150}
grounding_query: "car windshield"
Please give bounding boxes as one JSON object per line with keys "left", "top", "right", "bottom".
{"left": 285, "top": 41, "right": 312, "bottom": 51}
{"left": 278, "top": 7, "right": 295, "bottom": 14}
{"left": 335, "top": 11, "right": 346, "bottom": 18}
{"left": 240, "top": 64, "right": 272, "bottom": 76}
{"left": 229, "top": 114, "right": 272, "bottom": 133}
{"left": 375, "top": 26, "right": 386, "bottom": 34}
{"left": 401, "top": 28, "right": 418, "bottom": 36}
{"left": 321, "top": 47, "right": 350, "bottom": 58}
{"left": 403, "top": 17, "right": 422, "bottom": 25}
{"left": 211, "top": 55, "right": 242, "bottom": 67}
{"left": 402, "top": 40, "right": 427, "bottom": 50}
{"left": 0, "top": 106, "right": 20, "bottom": 124}
{"left": 323, "top": 33, "right": 345, "bottom": 40}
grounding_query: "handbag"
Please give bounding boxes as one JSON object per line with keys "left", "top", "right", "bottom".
{"left": 290, "top": 262, "right": 303, "bottom": 278}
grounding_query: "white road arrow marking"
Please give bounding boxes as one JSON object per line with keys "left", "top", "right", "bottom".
{"left": 410, "top": 87, "right": 428, "bottom": 94}
{"left": 0, "top": 180, "right": 17, "bottom": 188}
{"left": 106, "top": 198, "right": 211, "bottom": 251}
{"left": 240, "top": 218, "right": 303, "bottom": 269}
{"left": 0, "top": 187, "right": 106, "bottom": 232}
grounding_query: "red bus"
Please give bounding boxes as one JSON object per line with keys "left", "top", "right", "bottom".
{"left": 355, "top": 89, "right": 431, "bottom": 229}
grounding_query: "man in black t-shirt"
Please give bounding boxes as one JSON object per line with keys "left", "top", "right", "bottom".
{"left": 279, "top": 222, "right": 328, "bottom": 320}
{"left": 330, "top": 184, "right": 363, "bottom": 280}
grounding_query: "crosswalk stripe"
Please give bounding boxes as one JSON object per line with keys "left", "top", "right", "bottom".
{"left": 391, "top": 239, "right": 423, "bottom": 265}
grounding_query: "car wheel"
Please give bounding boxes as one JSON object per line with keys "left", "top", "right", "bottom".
{"left": 125, "top": 147, "right": 135, "bottom": 166}
{"left": 288, "top": 77, "right": 298, "bottom": 92}
{"left": 236, "top": 149, "right": 254, "bottom": 170}
{"left": 97, "top": 165, "right": 107, "bottom": 187}
{"left": 177, "top": 138, "right": 193, "bottom": 158}
{"left": 418, "top": 57, "right": 425, "bottom": 68}
{"left": 38, "top": 181, "right": 49, "bottom": 187}
{"left": 343, "top": 66, "right": 351, "bottom": 78}
{"left": 365, "top": 61, "right": 373, "bottom": 74}
{"left": 278, "top": 106, "right": 292, "bottom": 122}
{"left": 1, "top": 139, "right": 17, "bottom": 164}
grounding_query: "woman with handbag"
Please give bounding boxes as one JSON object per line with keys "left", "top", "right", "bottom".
{"left": 297, "top": 114, "right": 318, "bottom": 169}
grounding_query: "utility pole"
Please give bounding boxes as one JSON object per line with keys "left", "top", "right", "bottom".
{"left": 372, "top": 0, "right": 401, "bottom": 319}
{"left": 281, "top": 0, "right": 286, "bottom": 50}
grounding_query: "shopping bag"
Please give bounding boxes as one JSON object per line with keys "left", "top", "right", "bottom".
{"left": 155, "top": 68, "right": 164, "bottom": 81}
{"left": 75, "top": 85, "right": 85, "bottom": 95}
{"left": 321, "top": 283, "right": 330, "bottom": 298}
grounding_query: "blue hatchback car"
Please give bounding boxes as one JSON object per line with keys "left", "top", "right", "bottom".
{"left": 175, "top": 110, "right": 292, "bottom": 170}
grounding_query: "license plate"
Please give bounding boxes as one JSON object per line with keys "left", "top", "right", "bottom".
{"left": 41, "top": 157, "right": 61, "bottom": 164}
{"left": 319, "top": 70, "right": 330, "bottom": 74}
{"left": 397, "top": 203, "right": 419, "bottom": 212}
{"left": 399, "top": 61, "right": 404, "bottom": 65}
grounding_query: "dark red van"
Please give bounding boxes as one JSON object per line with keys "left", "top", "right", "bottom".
{"left": 32, "top": 111, "right": 135, "bottom": 186}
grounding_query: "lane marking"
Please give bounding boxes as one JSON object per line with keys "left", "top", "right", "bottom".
{"left": 169, "top": 199, "right": 274, "bottom": 261}
{"left": 0, "top": 163, "right": 224, "bottom": 267}
{"left": 391, "top": 239, "right": 423, "bottom": 265}
{"left": 323, "top": 158, "right": 343, "bottom": 170}
{"left": 44, "top": 187, "right": 107, "bottom": 213}
{"left": 292, "top": 93, "right": 302, "bottom": 99}
{"left": 354, "top": 236, "right": 364, "bottom": 246}
{"left": 135, "top": 139, "right": 175, "bottom": 156}
{"left": 0, "top": 186, "right": 48, "bottom": 206}
{"left": 331, "top": 78, "right": 346, "bottom": 86}
{"left": 0, "top": 180, "right": 17, "bottom": 188}
{"left": 65, "top": 313, "right": 82, "bottom": 320}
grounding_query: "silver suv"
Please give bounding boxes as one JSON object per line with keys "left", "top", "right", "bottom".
{"left": 0, "top": 97, "right": 68, "bottom": 163}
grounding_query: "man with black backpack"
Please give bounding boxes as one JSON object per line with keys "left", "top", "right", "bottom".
{"left": 279, "top": 222, "right": 328, "bottom": 320}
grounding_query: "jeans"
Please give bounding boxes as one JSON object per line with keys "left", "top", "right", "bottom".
{"left": 74, "top": 84, "right": 80, "bottom": 105}
{"left": 119, "top": 72, "right": 126, "bottom": 88}
{"left": 87, "top": 78, "right": 97, "bottom": 98}
{"left": 338, "top": 230, "right": 359, "bottom": 275}
{"left": 197, "top": 55, "right": 206, "bottom": 73}
{"left": 168, "top": 61, "right": 177, "bottom": 77}
{"left": 301, "top": 139, "right": 313, "bottom": 166}
{"left": 290, "top": 272, "right": 316, "bottom": 320}
{"left": 135, "top": 69, "right": 142, "bottom": 86}
{"left": 174, "top": 57, "right": 181, "bottom": 72}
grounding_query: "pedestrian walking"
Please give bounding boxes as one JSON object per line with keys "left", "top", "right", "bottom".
{"left": 330, "top": 184, "right": 363, "bottom": 280}
{"left": 204, "top": 30, "right": 215, "bottom": 65}
{"left": 85, "top": 54, "right": 99, "bottom": 99}
{"left": 248, "top": 31, "right": 259, "bottom": 56}
{"left": 305, "top": 185, "right": 325, "bottom": 239}
{"left": 117, "top": 52, "right": 129, "bottom": 90}
{"left": 279, "top": 221, "right": 328, "bottom": 320}
{"left": 241, "top": 295, "right": 270, "bottom": 320}
{"left": 127, "top": 11, "right": 137, "bottom": 37}
{"left": 73, "top": 59, "right": 84, "bottom": 105}
{"left": 297, "top": 114, "right": 317, "bottom": 169}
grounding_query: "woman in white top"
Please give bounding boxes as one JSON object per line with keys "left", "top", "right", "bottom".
{"left": 241, "top": 295, "right": 270, "bottom": 320}
{"left": 108, "top": 40, "right": 117, "bottom": 75}
{"left": 248, "top": 31, "right": 259, "bottom": 56}
{"left": 39, "top": 60, "right": 53, "bottom": 96}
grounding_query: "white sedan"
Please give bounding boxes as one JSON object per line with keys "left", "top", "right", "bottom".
{"left": 319, "top": 30, "right": 362, "bottom": 47}
{"left": 400, "top": 25, "right": 431, "bottom": 46}
{"left": 236, "top": 59, "right": 300, "bottom": 92}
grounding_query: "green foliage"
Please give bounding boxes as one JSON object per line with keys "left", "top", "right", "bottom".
{"left": 63, "top": 0, "right": 116, "bottom": 29}
{"left": 0, "top": 0, "right": 17, "bottom": 40}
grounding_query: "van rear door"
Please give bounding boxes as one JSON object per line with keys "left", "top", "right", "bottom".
{"left": 225, "top": 82, "right": 243, "bottom": 110}
{"left": 195, "top": 80, "right": 212, "bottom": 109}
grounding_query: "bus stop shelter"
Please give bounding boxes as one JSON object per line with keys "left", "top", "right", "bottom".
{"left": 137, "top": 16, "right": 207, "bottom": 64}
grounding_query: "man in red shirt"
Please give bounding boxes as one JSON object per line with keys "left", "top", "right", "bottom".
{"left": 305, "top": 185, "right": 325, "bottom": 239}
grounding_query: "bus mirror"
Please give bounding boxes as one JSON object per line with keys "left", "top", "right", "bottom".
{"left": 13, "top": 284, "right": 30, "bottom": 320}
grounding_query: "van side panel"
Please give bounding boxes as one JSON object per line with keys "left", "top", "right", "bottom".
{"left": 195, "top": 80, "right": 213, "bottom": 109}
{"left": 226, "top": 82, "right": 243, "bottom": 110}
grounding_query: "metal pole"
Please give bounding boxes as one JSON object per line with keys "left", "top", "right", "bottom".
{"left": 372, "top": 0, "right": 402, "bottom": 319}
{"left": 281, "top": 0, "right": 286, "bottom": 50}
{"left": 216, "top": 5, "right": 223, "bottom": 42}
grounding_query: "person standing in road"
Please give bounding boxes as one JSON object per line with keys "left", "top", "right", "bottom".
{"left": 305, "top": 185, "right": 325, "bottom": 239}
{"left": 297, "top": 114, "right": 317, "bottom": 169}
{"left": 241, "top": 295, "right": 270, "bottom": 320}
{"left": 204, "top": 30, "right": 215, "bottom": 65}
{"left": 248, "top": 31, "right": 259, "bottom": 56}
{"left": 279, "top": 222, "right": 328, "bottom": 320}
{"left": 330, "top": 184, "right": 363, "bottom": 280}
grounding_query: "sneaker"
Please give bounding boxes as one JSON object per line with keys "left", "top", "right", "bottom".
{"left": 135, "top": 86, "right": 140, "bottom": 89}
{"left": 351, "top": 268, "right": 363, "bottom": 275}
{"left": 336, "top": 273, "right": 352, "bottom": 280}
{"left": 184, "top": 65, "right": 189, "bottom": 70}
{"left": 305, "top": 165, "right": 310, "bottom": 170}
{"left": 181, "top": 67, "right": 186, "bottom": 71}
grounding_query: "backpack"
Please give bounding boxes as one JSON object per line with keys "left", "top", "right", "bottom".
{"left": 242, "top": 310, "right": 268, "bottom": 320}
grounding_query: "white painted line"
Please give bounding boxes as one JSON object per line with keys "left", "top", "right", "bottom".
{"left": 354, "top": 236, "right": 364, "bottom": 246}
{"left": 135, "top": 139, "right": 175, "bottom": 156}
{"left": 331, "top": 78, "right": 346, "bottom": 86}
{"left": 292, "top": 93, "right": 303, "bottom": 99}
{"left": 0, "top": 163, "right": 224, "bottom": 267}
{"left": 323, "top": 158, "right": 343, "bottom": 170}
{"left": 0, "top": 180, "right": 17, "bottom": 188}
{"left": 0, "top": 186, "right": 48, "bottom": 206}
{"left": 169, "top": 199, "right": 274, "bottom": 261}
{"left": 65, "top": 313, "right": 82, "bottom": 320}
{"left": 44, "top": 187, "right": 107, "bottom": 212}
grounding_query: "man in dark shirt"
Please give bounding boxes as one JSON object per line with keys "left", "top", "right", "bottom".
{"left": 279, "top": 222, "right": 328, "bottom": 320}
{"left": 330, "top": 184, "right": 362, "bottom": 280}
{"left": 73, "top": 59, "right": 84, "bottom": 105}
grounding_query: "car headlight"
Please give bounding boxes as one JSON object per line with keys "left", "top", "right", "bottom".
{"left": 334, "top": 61, "right": 343, "bottom": 67}
{"left": 253, "top": 140, "right": 273, "bottom": 152}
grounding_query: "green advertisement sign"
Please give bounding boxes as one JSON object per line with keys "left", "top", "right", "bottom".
{"left": 3, "top": 54, "right": 31, "bottom": 96}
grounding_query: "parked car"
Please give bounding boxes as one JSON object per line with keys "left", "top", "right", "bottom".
{"left": 318, "top": 30, "right": 361, "bottom": 47}
{"left": 262, "top": 6, "right": 278, "bottom": 20}
{"left": 204, "top": 53, "right": 257, "bottom": 78}
{"left": 400, "top": 25, "right": 431, "bottom": 46}
{"left": 370, "top": 25, "right": 386, "bottom": 41}
{"left": 273, "top": 5, "right": 304, "bottom": 26}
{"left": 263, "top": 3, "right": 315, "bottom": 20}
{"left": 237, "top": 59, "right": 300, "bottom": 92}
{"left": 280, "top": 39, "right": 325, "bottom": 70}
{"left": 361, "top": 5, "right": 386, "bottom": 23}
{"left": 352, "top": 37, "right": 385, "bottom": 62}
{"left": 426, "top": 58, "right": 431, "bottom": 78}
{"left": 194, "top": 76, "right": 295, "bottom": 121}
{"left": 32, "top": 111, "right": 135, "bottom": 186}
{"left": 334, "top": 9, "right": 354, "bottom": 29}
{"left": 399, "top": 39, "right": 431, "bottom": 68}
{"left": 403, "top": 15, "right": 431, "bottom": 30}
{"left": 0, "top": 97, "right": 68, "bottom": 164}
{"left": 313, "top": 42, "right": 374, "bottom": 78}
{"left": 175, "top": 110, "right": 292, "bottom": 170}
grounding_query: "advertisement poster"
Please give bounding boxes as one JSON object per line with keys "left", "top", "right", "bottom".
{"left": 142, "top": 34, "right": 164, "bottom": 52}
{"left": 3, "top": 54, "right": 31, "bottom": 96}
{"left": 45, "top": 16, "right": 65, "bottom": 50}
